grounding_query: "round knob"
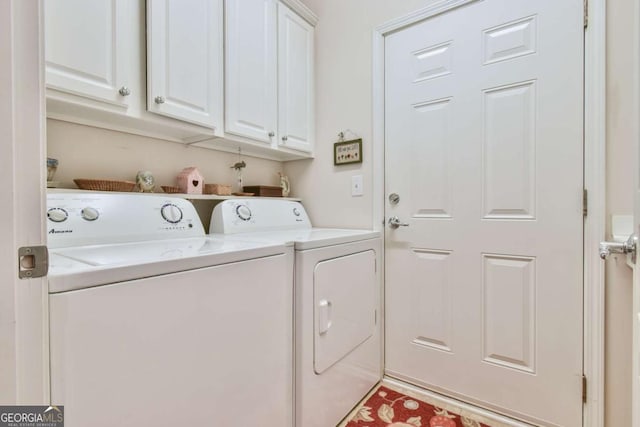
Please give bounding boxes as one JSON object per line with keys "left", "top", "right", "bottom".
{"left": 268, "top": 131, "right": 275, "bottom": 138}
{"left": 118, "top": 86, "right": 131, "bottom": 96}
{"left": 282, "top": 136, "right": 288, "bottom": 142}
{"left": 293, "top": 207, "right": 301, "bottom": 217}
{"left": 154, "top": 96, "right": 166, "bottom": 104}
{"left": 81, "top": 207, "right": 100, "bottom": 221}
{"left": 235, "top": 205, "right": 252, "bottom": 221}
{"left": 47, "top": 208, "right": 68, "bottom": 223}
{"left": 161, "top": 204, "right": 183, "bottom": 224}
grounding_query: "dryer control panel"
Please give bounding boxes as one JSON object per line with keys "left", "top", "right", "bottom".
{"left": 47, "top": 192, "right": 205, "bottom": 248}
{"left": 210, "top": 199, "right": 312, "bottom": 234}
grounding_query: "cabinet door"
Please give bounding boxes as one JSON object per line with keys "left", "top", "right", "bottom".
{"left": 44, "top": 0, "right": 132, "bottom": 108}
{"left": 225, "top": 0, "right": 278, "bottom": 144}
{"left": 278, "top": 3, "right": 314, "bottom": 154}
{"left": 147, "top": 0, "right": 223, "bottom": 129}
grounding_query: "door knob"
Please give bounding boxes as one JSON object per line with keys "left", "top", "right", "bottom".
{"left": 599, "top": 233, "right": 638, "bottom": 263}
{"left": 388, "top": 216, "right": 409, "bottom": 229}
{"left": 154, "top": 96, "right": 166, "bottom": 104}
{"left": 118, "top": 86, "right": 131, "bottom": 96}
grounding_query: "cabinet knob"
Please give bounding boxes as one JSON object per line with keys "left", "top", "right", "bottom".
{"left": 154, "top": 96, "right": 166, "bottom": 104}
{"left": 268, "top": 131, "right": 275, "bottom": 138}
{"left": 282, "top": 136, "right": 288, "bottom": 142}
{"left": 118, "top": 86, "right": 131, "bottom": 96}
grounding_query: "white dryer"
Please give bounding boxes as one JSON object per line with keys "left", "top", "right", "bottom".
{"left": 210, "top": 199, "right": 382, "bottom": 427}
{"left": 47, "top": 192, "right": 293, "bottom": 427}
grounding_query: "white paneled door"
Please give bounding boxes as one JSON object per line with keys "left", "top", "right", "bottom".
{"left": 384, "top": 1, "right": 584, "bottom": 426}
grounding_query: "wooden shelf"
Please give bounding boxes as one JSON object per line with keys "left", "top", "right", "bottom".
{"left": 47, "top": 188, "right": 301, "bottom": 202}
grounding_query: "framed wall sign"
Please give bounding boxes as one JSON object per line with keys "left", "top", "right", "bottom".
{"left": 334, "top": 139, "right": 363, "bottom": 165}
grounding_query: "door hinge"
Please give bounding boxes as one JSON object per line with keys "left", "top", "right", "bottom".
{"left": 584, "top": 0, "right": 589, "bottom": 28}
{"left": 18, "top": 245, "right": 49, "bottom": 279}
{"left": 583, "top": 189, "right": 588, "bottom": 217}
{"left": 582, "top": 374, "right": 587, "bottom": 403}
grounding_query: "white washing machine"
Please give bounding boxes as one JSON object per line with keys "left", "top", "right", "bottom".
{"left": 210, "top": 199, "right": 382, "bottom": 427}
{"left": 47, "top": 192, "right": 293, "bottom": 427}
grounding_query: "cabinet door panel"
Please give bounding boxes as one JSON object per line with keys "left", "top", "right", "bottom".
{"left": 147, "top": 0, "right": 223, "bottom": 129}
{"left": 45, "top": 0, "right": 130, "bottom": 107}
{"left": 278, "top": 3, "right": 314, "bottom": 153}
{"left": 225, "top": 0, "right": 278, "bottom": 143}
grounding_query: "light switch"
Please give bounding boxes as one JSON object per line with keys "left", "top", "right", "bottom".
{"left": 351, "top": 175, "right": 363, "bottom": 197}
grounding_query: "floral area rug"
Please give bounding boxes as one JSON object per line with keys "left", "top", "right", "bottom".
{"left": 344, "top": 386, "right": 491, "bottom": 427}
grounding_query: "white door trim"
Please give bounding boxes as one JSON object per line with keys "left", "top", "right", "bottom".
{"left": 0, "top": 0, "right": 49, "bottom": 403}
{"left": 371, "top": 1, "right": 606, "bottom": 426}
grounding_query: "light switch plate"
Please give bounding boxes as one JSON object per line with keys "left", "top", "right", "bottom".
{"left": 351, "top": 175, "right": 363, "bottom": 197}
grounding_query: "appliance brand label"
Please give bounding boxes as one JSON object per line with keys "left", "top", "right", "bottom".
{"left": 49, "top": 229, "right": 73, "bottom": 234}
{"left": 0, "top": 406, "right": 64, "bottom": 427}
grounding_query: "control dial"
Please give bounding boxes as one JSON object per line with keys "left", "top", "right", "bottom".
{"left": 47, "top": 208, "right": 68, "bottom": 223}
{"left": 293, "top": 207, "right": 301, "bottom": 217}
{"left": 81, "top": 207, "right": 100, "bottom": 221}
{"left": 161, "top": 203, "right": 183, "bottom": 224}
{"left": 235, "top": 204, "right": 252, "bottom": 221}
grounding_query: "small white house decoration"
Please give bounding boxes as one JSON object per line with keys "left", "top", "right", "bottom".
{"left": 177, "top": 167, "right": 204, "bottom": 194}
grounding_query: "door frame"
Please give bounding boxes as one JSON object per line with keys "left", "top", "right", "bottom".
{"left": 0, "top": 0, "right": 49, "bottom": 404}
{"left": 371, "top": 1, "right": 607, "bottom": 426}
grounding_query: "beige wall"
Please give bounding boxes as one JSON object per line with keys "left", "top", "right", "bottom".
{"left": 284, "top": 0, "right": 427, "bottom": 228}
{"left": 288, "top": 0, "right": 634, "bottom": 424}
{"left": 605, "top": 0, "right": 635, "bottom": 424}
{"left": 47, "top": 119, "right": 283, "bottom": 191}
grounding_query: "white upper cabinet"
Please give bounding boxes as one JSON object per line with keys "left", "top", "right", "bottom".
{"left": 224, "top": 0, "right": 278, "bottom": 144}
{"left": 45, "top": 0, "right": 134, "bottom": 108}
{"left": 44, "top": 0, "right": 316, "bottom": 160}
{"left": 224, "top": 0, "right": 316, "bottom": 155}
{"left": 278, "top": 2, "right": 314, "bottom": 153}
{"left": 146, "top": 0, "right": 223, "bottom": 130}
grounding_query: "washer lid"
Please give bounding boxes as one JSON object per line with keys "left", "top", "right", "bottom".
{"left": 49, "top": 237, "right": 286, "bottom": 293}
{"left": 290, "top": 229, "right": 380, "bottom": 250}
{"left": 210, "top": 228, "right": 380, "bottom": 250}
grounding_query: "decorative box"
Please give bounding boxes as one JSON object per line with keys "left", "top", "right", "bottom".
{"left": 204, "top": 184, "right": 232, "bottom": 196}
{"left": 243, "top": 185, "right": 283, "bottom": 197}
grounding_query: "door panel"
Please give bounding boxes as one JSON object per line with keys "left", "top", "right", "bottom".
{"left": 278, "top": 2, "right": 314, "bottom": 153}
{"left": 146, "top": 0, "right": 223, "bottom": 129}
{"left": 384, "top": 1, "right": 584, "bottom": 425}
{"left": 313, "top": 251, "right": 376, "bottom": 374}
{"left": 225, "top": 0, "right": 277, "bottom": 143}
{"left": 44, "top": 0, "right": 130, "bottom": 107}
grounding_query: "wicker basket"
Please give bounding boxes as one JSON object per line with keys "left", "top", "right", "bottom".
{"left": 74, "top": 179, "right": 136, "bottom": 192}
{"left": 161, "top": 185, "right": 181, "bottom": 194}
{"left": 204, "top": 183, "right": 232, "bottom": 196}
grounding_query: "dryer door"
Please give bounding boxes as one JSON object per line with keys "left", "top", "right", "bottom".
{"left": 314, "top": 250, "right": 376, "bottom": 374}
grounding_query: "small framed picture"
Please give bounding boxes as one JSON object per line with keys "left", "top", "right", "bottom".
{"left": 334, "top": 139, "right": 363, "bottom": 165}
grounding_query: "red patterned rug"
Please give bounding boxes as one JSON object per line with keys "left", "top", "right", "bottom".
{"left": 345, "top": 386, "right": 492, "bottom": 427}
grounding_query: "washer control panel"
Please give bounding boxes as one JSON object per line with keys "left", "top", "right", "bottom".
{"left": 47, "top": 192, "right": 205, "bottom": 248}
{"left": 210, "top": 199, "right": 311, "bottom": 234}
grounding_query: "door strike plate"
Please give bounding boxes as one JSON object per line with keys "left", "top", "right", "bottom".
{"left": 18, "top": 246, "right": 49, "bottom": 279}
